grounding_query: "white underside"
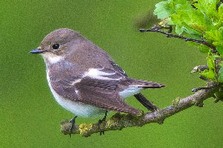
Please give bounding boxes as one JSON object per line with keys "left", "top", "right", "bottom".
{"left": 119, "top": 86, "right": 142, "bottom": 98}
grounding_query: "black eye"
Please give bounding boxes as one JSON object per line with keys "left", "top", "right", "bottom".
{"left": 52, "top": 44, "right": 60, "bottom": 49}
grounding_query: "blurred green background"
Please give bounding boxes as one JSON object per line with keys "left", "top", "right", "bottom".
{"left": 1, "top": 0, "right": 223, "bottom": 147}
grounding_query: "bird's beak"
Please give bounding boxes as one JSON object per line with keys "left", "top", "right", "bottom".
{"left": 30, "top": 47, "right": 45, "bottom": 54}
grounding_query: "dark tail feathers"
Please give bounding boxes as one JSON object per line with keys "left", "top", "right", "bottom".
{"left": 131, "top": 79, "right": 165, "bottom": 88}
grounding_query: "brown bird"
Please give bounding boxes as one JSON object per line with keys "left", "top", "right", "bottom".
{"left": 30, "top": 28, "right": 164, "bottom": 125}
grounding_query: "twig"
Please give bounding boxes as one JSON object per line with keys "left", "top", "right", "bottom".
{"left": 139, "top": 27, "right": 216, "bottom": 51}
{"left": 60, "top": 82, "right": 219, "bottom": 137}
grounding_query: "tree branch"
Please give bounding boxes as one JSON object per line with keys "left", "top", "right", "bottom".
{"left": 60, "top": 82, "right": 219, "bottom": 137}
{"left": 139, "top": 26, "right": 216, "bottom": 52}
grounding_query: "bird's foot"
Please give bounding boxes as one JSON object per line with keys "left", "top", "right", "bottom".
{"left": 97, "top": 111, "right": 108, "bottom": 135}
{"left": 69, "top": 116, "right": 77, "bottom": 137}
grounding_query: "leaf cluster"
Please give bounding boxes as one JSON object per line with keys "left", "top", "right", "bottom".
{"left": 154, "top": 0, "right": 223, "bottom": 82}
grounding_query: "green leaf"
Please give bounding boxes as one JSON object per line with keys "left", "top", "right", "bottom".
{"left": 216, "top": 46, "right": 223, "bottom": 55}
{"left": 218, "top": 67, "right": 223, "bottom": 82}
{"left": 200, "top": 54, "right": 217, "bottom": 81}
{"left": 154, "top": 1, "right": 172, "bottom": 19}
{"left": 207, "top": 55, "right": 215, "bottom": 70}
{"left": 200, "top": 69, "right": 215, "bottom": 80}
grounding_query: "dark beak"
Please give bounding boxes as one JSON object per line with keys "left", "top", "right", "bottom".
{"left": 30, "top": 48, "right": 45, "bottom": 54}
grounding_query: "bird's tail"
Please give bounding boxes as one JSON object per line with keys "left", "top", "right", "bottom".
{"left": 130, "top": 78, "right": 165, "bottom": 88}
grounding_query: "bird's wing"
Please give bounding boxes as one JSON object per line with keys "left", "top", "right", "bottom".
{"left": 75, "top": 77, "right": 140, "bottom": 115}
{"left": 50, "top": 68, "right": 140, "bottom": 115}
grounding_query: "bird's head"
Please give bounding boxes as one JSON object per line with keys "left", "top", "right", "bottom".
{"left": 30, "top": 28, "right": 83, "bottom": 64}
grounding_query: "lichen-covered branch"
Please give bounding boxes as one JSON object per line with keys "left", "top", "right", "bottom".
{"left": 60, "top": 82, "right": 219, "bottom": 137}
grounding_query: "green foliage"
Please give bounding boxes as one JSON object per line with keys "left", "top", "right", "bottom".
{"left": 200, "top": 54, "right": 216, "bottom": 81}
{"left": 154, "top": 0, "right": 223, "bottom": 82}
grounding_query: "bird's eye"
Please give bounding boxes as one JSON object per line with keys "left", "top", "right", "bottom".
{"left": 52, "top": 44, "right": 60, "bottom": 49}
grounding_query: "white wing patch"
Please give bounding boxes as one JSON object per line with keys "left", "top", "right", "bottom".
{"left": 83, "top": 68, "right": 122, "bottom": 80}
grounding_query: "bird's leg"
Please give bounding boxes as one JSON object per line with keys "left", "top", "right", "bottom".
{"left": 98, "top": 111, "right": 108, "bottom": 135}
{"left": 134, "top": 93, "right": 158, "bottom": 111}
{"left": 69, "top": 116, "right": 77, "bottom": 137}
